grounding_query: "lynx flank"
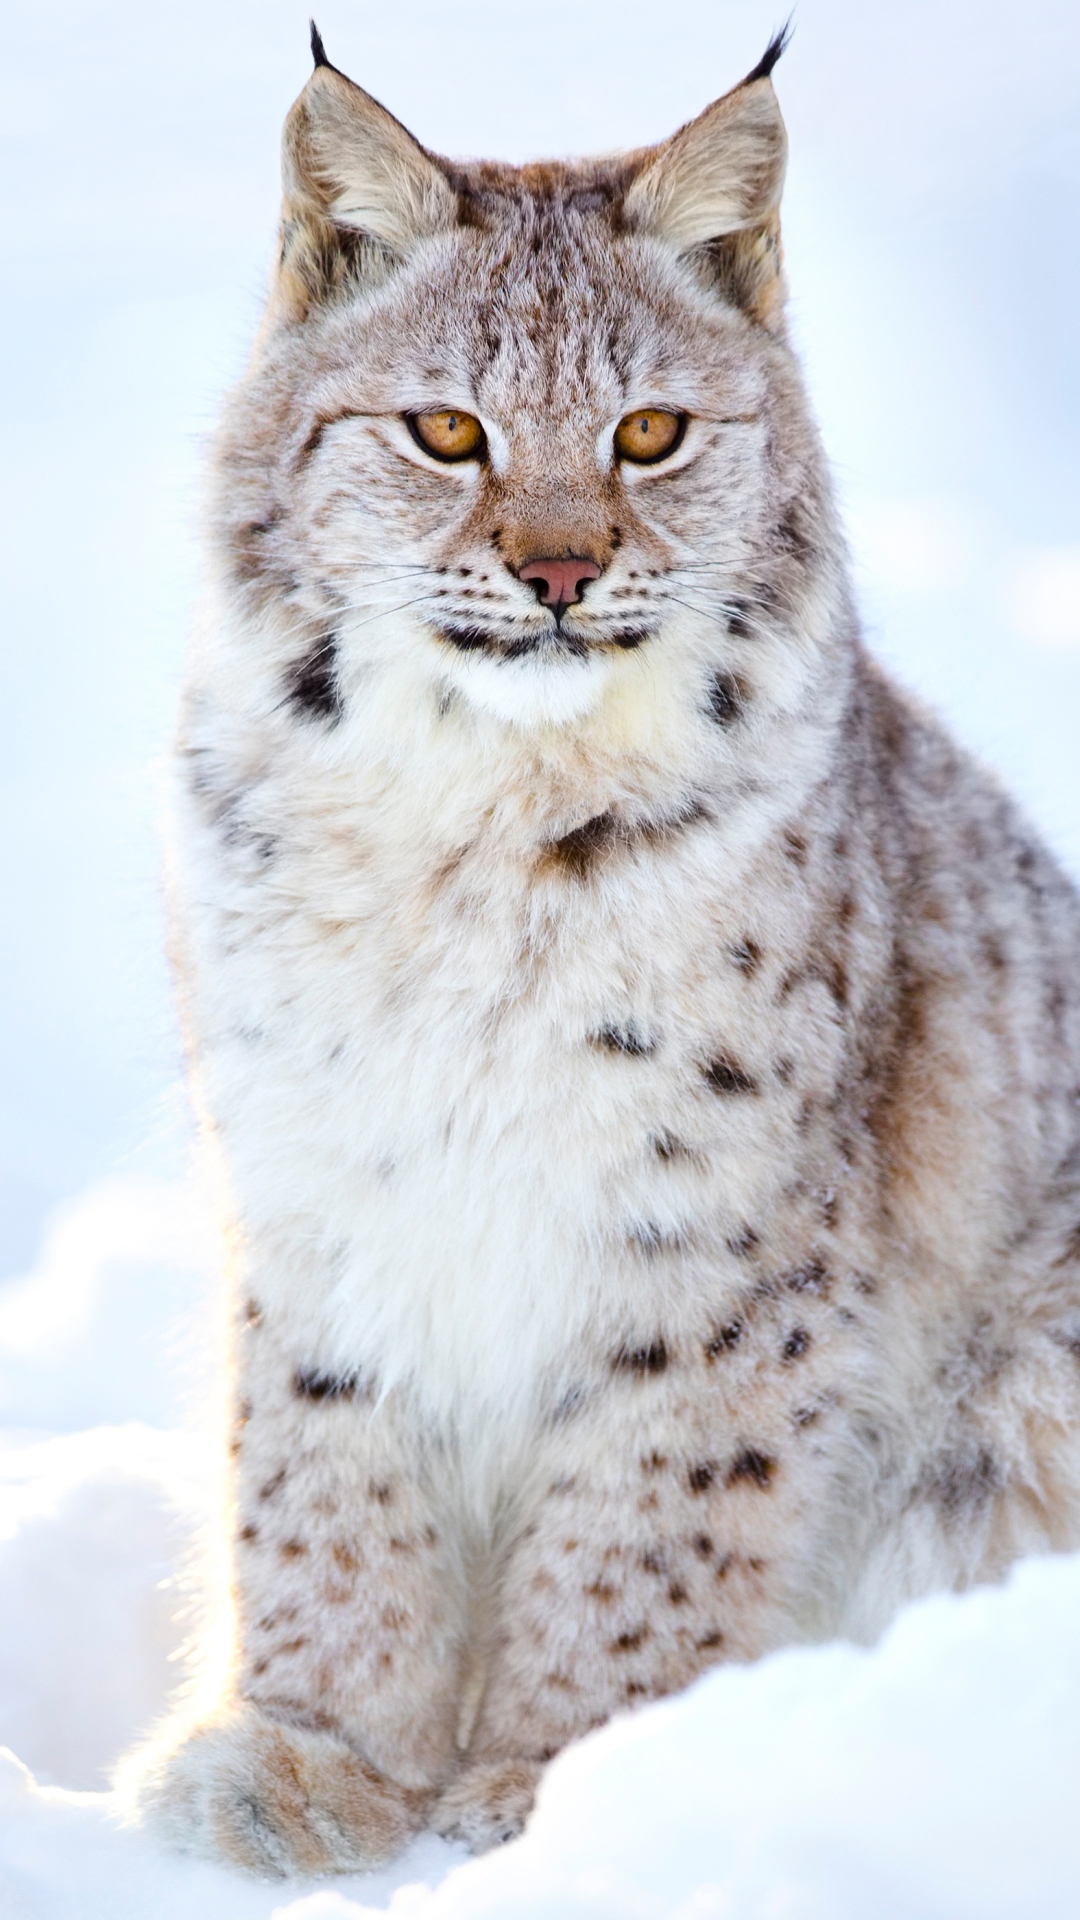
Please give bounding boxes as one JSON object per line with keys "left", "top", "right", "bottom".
{"left": 127, "top": 27, "right": 1080, "bottom": 1876}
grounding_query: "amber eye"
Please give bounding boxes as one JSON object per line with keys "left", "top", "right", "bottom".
{"left": 408, "top": 409, "right": 486, "bottom": 462}
{"left": 613, "top": 409, "right": 685, "bottom": 465}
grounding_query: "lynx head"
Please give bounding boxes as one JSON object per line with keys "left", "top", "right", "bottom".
{"left": 215, "top": 26, "right": 844, "bottom": 739}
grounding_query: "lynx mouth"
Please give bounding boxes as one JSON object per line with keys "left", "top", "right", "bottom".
{"left": 434, "top": 623, "right": 652, "bottom": 660}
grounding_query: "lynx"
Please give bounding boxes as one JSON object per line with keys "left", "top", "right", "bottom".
{"left": 128, "top": 25, "right": 1080, "bottom": 1877}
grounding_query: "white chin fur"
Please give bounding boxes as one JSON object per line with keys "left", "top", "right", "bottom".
{"left": 441, "top": 647, "right": 612, "bottom": 729}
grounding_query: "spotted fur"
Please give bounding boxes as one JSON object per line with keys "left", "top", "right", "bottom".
{"left": 124, "top": 32, "right": 1080, "bottom": 1879}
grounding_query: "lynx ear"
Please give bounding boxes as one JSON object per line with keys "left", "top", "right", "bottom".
{"left": 624, "top": 31, "right": 789, "bottom": 327}
{"left": 275, "top": 27, "right": 456, "bottom": 321}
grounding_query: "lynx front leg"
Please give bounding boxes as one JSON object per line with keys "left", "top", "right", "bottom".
{"left": 435, "top": 1316, "right": 858, "bottom": 1851}
{"left": 133, "top": 1301, "right": 466, "bottom": 1875}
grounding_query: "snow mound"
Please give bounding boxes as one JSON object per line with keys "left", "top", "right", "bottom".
{"left": 0, "top": 1426, "right": 205, "bottom": 1789}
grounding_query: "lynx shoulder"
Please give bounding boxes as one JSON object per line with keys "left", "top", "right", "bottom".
{"left": 124, "top": 27, "right": 1080, "bottom": 1876}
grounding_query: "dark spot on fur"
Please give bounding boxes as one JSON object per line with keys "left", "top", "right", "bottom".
{"left": 244, "top": 1299, "right": 263, "bottom": 1328}
{"left": 696, "top": 1629, "right": 725, "bottom": 1650}
{"left": 641, "top": 1451, "right": 668, "bottom": 1474}
{"left": 823, "top": 954, "right": 849, "bottom": 1007}
{"left": 782, "top": 1327, "right": 811, "bottom": 1363}
{"left": 239, "top": 1522, "right": 259, "bottom": 1544}
{"left": 552, "top": 1383, "right": 588, "bottom": 1424}
{"left": 612, "top": 1627, "right": 649, "bottom": 1653}
{"left": 652, "top": 1131, "right": 698, "bottom": 1163}
{"left": 785, "top": 1257, "right": 830, "bottom": 1296}
{"left": 541, "top": 798, "right": 708, "bottom": 880}
{"left": 726, "top": 598, "right": 755, "bottom": 638}
{"left": 704, "top": 1055, "right": 757, "bottom": 1096}
{"left": 729, "top": 939, "right": 762, "bottom": 973}
{"left": 230, "top": 507, "right": 285, "bottom": 588}
{"left": 641, "top": 1547, "right": 667, "bottom": 1574}
{"left": 726, "top": 1225, "right": 759, "bottom": 1258}
{"left": 545, "top": 1671, "right": 576, "bottom": 1692}
{"left": 628, "top": 1221, "right": 685, "bottom": 1257}
{"left": 705, "top": 1320, "right": 743, "bottom": 1360}
{"left": 922, "top": 1447, "right": 1001, "bottom": 1517}
{"left": 369, "top": 1480, "right": 394, "bottom": 1506}
{"left": 981, "top": 932, "right": 1008, "bottom": 973}
{"left": 715, "top": 1553, "right": 734, "bottom": 1580}
{"left": 692, "top": 1533, "right": 714, "bottom": 1559}
{"left": 293, "top": 1366, "right": 365, "bottom": 1402}
{"left": 591, "top": 1022, "right": 654, "bottom": 1057}
{"left": 286, "top": 636, "right": 342, "bottom": 723}
{"left": 775, "top": 502, "right": 816, "bottom": 565}
{"left": 544, "top": 811, "right": 619, "bottom": 878}
{"left": 1052, "top": 1217, "right": 1080, "bottom": 1272}
{"left": 707, "top": 669, "right": 743, "bottom": 726}
{"left": 279, "top": 1540, "right": 307, "bottom": 1559}
{"left": 783, "top": 827, "right": 808, "bottom": 866}
{"left": 613, "top": 1340, "right": 669, "bottom": 1376}
{"left": 258, "top": 1467, "right": 287, "bottom": 1502}
{"left": 688, "top": 1461, "right": 717, "bottom": 1494}
{"left": 586, "top": 1580, "right": 616, "bottom": 1604}
{"left": 726, "top": 1448, "right": 776, "bottom": 1489}
{"left": 667, "top": 1581, "right": 689, "bottom": 1605}
{"left": 779, "top": 950, "right": 849, "bottom": 1011}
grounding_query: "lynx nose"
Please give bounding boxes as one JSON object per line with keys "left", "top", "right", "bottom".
{"left": 518, "top": 557, "right": 602, "bottom": 621}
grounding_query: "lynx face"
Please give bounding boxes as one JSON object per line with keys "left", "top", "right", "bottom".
{"left": 218, "top": 35, "right": 832, "bottom": 732}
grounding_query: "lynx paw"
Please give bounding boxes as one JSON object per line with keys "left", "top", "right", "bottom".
{"left": 431, "top": 1757, "right": 542, "bottom": 1852}
{"left": 127, "top": 1705, "right": 424, "bottom": 1878}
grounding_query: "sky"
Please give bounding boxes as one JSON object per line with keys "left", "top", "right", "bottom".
{"left": 1, "top": 0, "right": 1079, "bottom": 1280}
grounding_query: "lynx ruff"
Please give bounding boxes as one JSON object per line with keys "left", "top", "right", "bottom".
{"left": 126, "top": 26, "right": 1080, "bottom": 1877}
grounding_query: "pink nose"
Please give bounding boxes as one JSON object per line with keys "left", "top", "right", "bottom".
{"left": 518, "top": 556, "right": 602, "bottom": 616}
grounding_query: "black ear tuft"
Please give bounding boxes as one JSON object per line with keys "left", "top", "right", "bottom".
{"left": 310, "top": 19, "right": 331, "bottom": 70}
{"left": 741, "top": 18, "right": 793, "bottom": 86}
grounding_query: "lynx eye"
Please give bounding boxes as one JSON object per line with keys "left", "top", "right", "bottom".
{"left": 613, "top": 409, "right": 685, "bottom": 465}
{"left": 408, "top": 409, "right": 486, "bottom": 462}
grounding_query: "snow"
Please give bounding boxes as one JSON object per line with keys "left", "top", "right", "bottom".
{"left": 2, "top": 0, "right": 1080, "bottom": 1913}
